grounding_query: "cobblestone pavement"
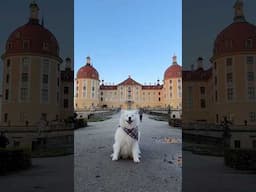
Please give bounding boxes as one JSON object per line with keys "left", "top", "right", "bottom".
{"left": 75, "top": 112, "right": 182, "bottom": 192}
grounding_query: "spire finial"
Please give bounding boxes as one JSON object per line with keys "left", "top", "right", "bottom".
{"left": 233, "top": 0, "right": 246, "bottom": 22}
{"left": 86, "top": 56, "right": 91, "bottom": 65}
{"left": 172, "top": 54, "right": 177, "bottom": 64}
{"left": 29, "top": 0, "right": 39, "bottom": 21}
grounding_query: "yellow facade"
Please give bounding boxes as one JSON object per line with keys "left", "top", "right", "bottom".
{"left": 74, "top": 58, "right": 182, "bottom": 111}
{"left": 1, "top": 55, "right": 63, "bottom": 126}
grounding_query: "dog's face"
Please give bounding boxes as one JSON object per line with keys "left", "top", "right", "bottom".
{"left": 120, "top": 110, "right": 139, "bottom": 128}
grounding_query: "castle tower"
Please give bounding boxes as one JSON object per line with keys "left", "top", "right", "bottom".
{"left": 75, "top": 56, "right": 100, "bottom": 110}
{"left": 211, "top": 0, "right": 256, "bottom": 125}
{"left": 163, "top": 55, "right": 182, "bottom": 110}
{"left": 1, "top": 1, "right": 62, "bottom": 126}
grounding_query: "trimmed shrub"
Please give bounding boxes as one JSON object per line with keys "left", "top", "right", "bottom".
{"left": 224, "top": 149, "right": 256, "bottom": 170}
{"left": 0, "top": 147, "right": 31, "bottom": 175}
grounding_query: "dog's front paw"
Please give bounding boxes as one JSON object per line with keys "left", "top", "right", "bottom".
{"left": 133, "top": 158, "right": 140, "bottom": 163}
{"left": 112, "top": 156, "right": 118, "bottom": 161}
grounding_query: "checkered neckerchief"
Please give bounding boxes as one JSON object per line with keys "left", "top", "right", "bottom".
{"left": 120, "top": 125, "right": 139, "bottom": 140}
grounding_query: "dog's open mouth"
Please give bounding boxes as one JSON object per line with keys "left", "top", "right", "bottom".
{"left": 126, "top": 120, "right": 133, "bottom": 124}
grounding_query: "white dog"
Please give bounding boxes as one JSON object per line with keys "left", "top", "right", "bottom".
{"left": 111, "top": 110, "right": 141, "bottom": 163}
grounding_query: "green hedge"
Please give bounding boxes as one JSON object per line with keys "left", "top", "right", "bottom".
{"left": 0, "top": 147, "right": 31, "bottom": 175}
{"left": 75, "top": 119, "right": 87, "bottom": 129}
{"left": 224, "top": 149, "right": 256, "bottom": 170}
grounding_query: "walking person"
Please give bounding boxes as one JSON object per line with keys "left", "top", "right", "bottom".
{"left": 0, "top": 131, "right": 9, "bottom": 148}
{"left": 139, "top": 108, "right": 143, "bottom": 122}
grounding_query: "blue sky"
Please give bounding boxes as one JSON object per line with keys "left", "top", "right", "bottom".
{"left": 75, "top": 0, "right": 182, "bottom": 84}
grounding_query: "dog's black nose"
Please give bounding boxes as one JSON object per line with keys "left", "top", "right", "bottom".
{"left": 128, "top": 116, "right": 131, "bottom": 121}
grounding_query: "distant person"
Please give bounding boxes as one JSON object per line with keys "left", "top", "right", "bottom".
{"left": 0, "top": 131, "right": 9, "bottom": 148}
{"left": 139, "top": 109, "right": 143, "bottom": 122}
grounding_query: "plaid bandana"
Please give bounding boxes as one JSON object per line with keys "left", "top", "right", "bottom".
{"left": 120, "top": 125, "right": 139, "bottom": 140}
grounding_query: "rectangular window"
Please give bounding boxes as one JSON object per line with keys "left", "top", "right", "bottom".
{"left": 200, "top": 99, "right": 206, "bottom": 108}
{"left": 23, "top": 40, "right": 30, "bottom": 49}
{"left": 216, "top": 114, "right": 219, "bottom": 123}
{"left": 253, "top": 140, "right": 256, "bottom": 149}
{"left": 6, "top": 74, "right": 9, "bottom": 83}
{"left": 249, "top": 112, "right": 256, "bottom": 122}
{"left": 226, "top": 73, "right": 233, "bottom": 84}
{"left": 22, "top": 73, "right": 28, "bottom": 82}
{"left": 22, "top": 57, "right": 29, "bottom": 72}
{"left": 234, "top": 140, "right": 240, "bottom": 148}
{"left": 5, "top": 89, "right": 9, "bottom": 100}
{"left": 64, "top": 87, "right": 69, "bottom": 94}
{"left": 245, "top": 39, "right": 253, "bottom": 49}
{"left": 248, "top": 72, "right": 254, "bottom": 81}
{"left": 42, "top": 59, "right": 49, "bottom": 74}
{"left": 64, "top": 99, "right": 69, "bottom": 108}
{"left": 7, "top": 59, "right": 10, "bottom": 68}
{"left": 42, "top": 74, "right": 48, "bottom": 84}
{"left": 248, "top": 87, "right": 255, "bottom": 100}
{"left": 4, "top": 113, "right": 8, "bottom": 123}
{"left": 226, "top": 58, "right": 233, "bottom": 66}
{"left": 20, "top": 88, "right": 28, "bottom": 101}
{"left": 215, "top": 91, "right": 218, "bottom": 102}
{"left": 200, "top": 87, "right": 205, "bottom": 95}
{"left": 57, "top": 92, "right": 59, "bottom": 103}
{"left": 41, "top": 89, "right": 48, "bottom": 102}
{"left": 246, "top": 56, "right": 254, "bottom": 64}
{"left": 227, "top": 88, "right": 233, "bottom": 101}
{"left": 214, "top": 76, "right": 217, "bottom": 85}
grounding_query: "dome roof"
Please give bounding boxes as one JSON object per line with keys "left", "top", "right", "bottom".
{"left": 164, "top": 55, "right": 182, "bottom": 79}
{"left": 213, "top": 22, "right": 256, "bottom": 58}
{"left": 212, "top": 1, "right": 256, "bottom": 58}
{"left": 4, "top": 19, "right": 60, "bottom": 58}
{"left": 76, "top": 57, "right": 99, "bottom": 80}
{"left": 3, "top": 2, "right": 60, "bottom": 60}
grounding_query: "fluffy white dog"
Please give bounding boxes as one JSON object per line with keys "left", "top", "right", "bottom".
{"left": 111, "top": 110, "right": 141, "bottom": 163}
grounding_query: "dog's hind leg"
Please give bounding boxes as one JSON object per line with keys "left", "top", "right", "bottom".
{"left": 112, "top": 143, "right": 121, "bottom": 161}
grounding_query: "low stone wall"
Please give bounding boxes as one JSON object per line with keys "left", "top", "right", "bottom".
{"left": 183, "top": 133, "right": 223, "bottom": 146}
{"left": 0, "top": 148, "right": 31, "bottom": 175}
{"left": 224, "top": 149, "right": 256, "bottom": 170}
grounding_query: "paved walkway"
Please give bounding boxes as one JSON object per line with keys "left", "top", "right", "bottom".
{"left": 75, "top": 112, "right": 182, "bottom": 192}
{"left": 183, "top": 151, "right": 256, "bottom": 192}
{"left": 0, "top": 155, "right": 73, "bottom": 192}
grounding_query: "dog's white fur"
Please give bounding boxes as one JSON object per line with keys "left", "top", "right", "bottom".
{"left": 111, "top": 110, "right": 141, "bottom": 163}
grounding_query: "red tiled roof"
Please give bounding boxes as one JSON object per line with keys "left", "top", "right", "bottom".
{"left": 100, "top": 85, "right": 118, "bottom": 90}
{"left": 4, "top": 19, "right": 60, "bottom": 59}
{"left": 76, "top": 64, "right": 99, "bottom": 80}
{"left": 118, "top": 77, "right": 142, "bottom": 86}
{"left": 164, "top": 63, "right": 182, "bottom": 79}
{"left": 213, "top": 21, "right": 256, "bottom": 58}
{"left": 142, "top": 85, "right": 163, "bottom": 90}
{"left": 183, "top": 68, "right": 212, "bottom": 81}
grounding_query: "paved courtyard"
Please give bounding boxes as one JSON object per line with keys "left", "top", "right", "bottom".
{"left": 75, "top": 112, "right": 182, "bottom": 192}
{"left": 183, "top": 151, "right": 256, "bottom": 192}
{"left": 0, "top": 155, "right": 73, "bottom": 192}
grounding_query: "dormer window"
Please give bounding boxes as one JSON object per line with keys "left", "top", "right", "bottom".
{"left": 15, "top": 32, "right": 21, "bottom": 39}
{"left": 43, "top": 42, "right": 49, "bottom": 50}
{"left": 23, "top": 40, "right": 30, "bottom": 49}
{"left": 8, "top": 42, "right": 13, "bottom": 49}
{"left": 245, "top": 39, "right": 253, "bottom": 48}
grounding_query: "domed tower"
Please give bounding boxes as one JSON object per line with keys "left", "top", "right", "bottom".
{"left": 210, "top": 0, "right": 256, "bottom": 125}
{"left": 163, "top": 55, "right": 182, "bottom": 110}
{"left": 1, "top": 1, "right": 63, "bottom": 126}
{"left": 75, "top": 56, "right": 100, "bottom": 110}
